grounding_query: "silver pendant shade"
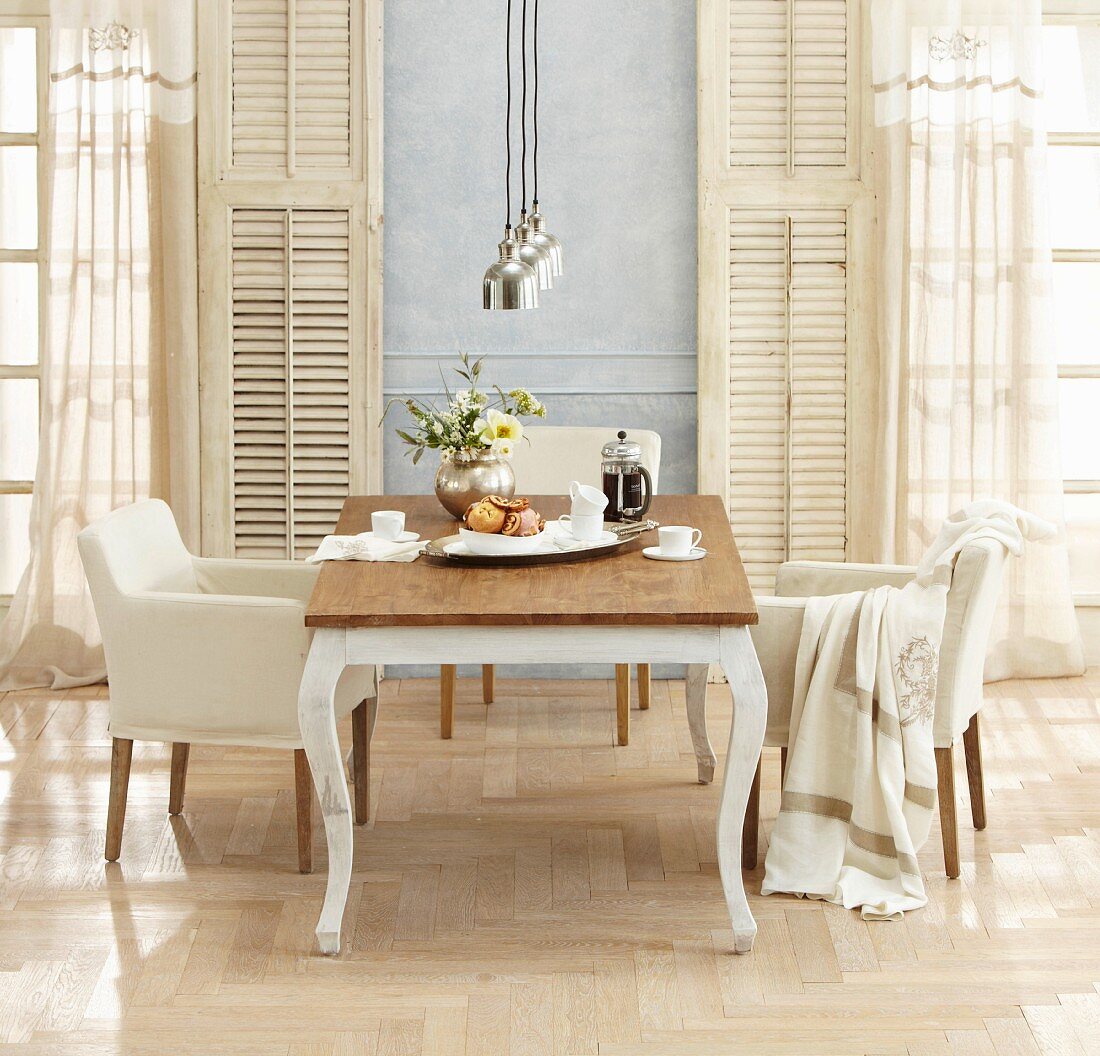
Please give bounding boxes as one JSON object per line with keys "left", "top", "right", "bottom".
{"left": 515, "top": 209, "right": 554, "bottom": 290}
{"left": 528, "top": 202, "right": 563, "bottom": 277}
{"left": 483, "top": 227, "right": 539, "bottom": 310}
{"left": 482, "top": 0, "right": 561, "bottom": 309}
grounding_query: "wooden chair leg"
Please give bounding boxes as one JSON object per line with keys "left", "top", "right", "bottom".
{"left": 169, "top": 742, "right": 190, "bottom": 816}
{"left": 936, "top": 745, "right": 960, "bottom": 879}
{"left": 482, "top": 664, "right": 495, "bottom": 705}
{"left": 440, "top": 664, "right": 456, "bottom": 739}
{"left": 105, "top": 737, "right": 133, "bottom": 862}
{"left": 637, "top": 664, "right": 651, "bottom": 710}
{"left": 294, "top": 748, "right": 313, "bottom": 874}
{"left": 962, "top": 713, "right": 987, "bottom": 831}
{"left": 352, "top": 699, "right": 373, "bottom": 825}
{"left": 741, "top": 756, "right": 762, "bottom": 870}
{"left": 615, "top": 664, "right": 630, "bottom": 746}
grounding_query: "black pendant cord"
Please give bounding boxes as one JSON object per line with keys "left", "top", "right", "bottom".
{"left": 520, "top": 0, "right": 528, "bottom": 214}
{"left": 532, "top": 0, "right": 539, "bottom": 206}
{"left": 505, "top": 0, "right": 512, "bottom": 230}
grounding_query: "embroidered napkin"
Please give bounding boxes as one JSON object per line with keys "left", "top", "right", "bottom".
{"left": 306, "top": 532, "right": 422, "bottom": 564}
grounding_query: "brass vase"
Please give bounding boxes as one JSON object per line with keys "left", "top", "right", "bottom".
{"left": 434, "top": 450, "right": 516, "bottom": 519}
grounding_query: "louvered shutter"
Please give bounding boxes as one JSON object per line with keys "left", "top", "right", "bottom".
{"left": 230, "top": 208, "right": 351, "bottom": 559}
{"left": 727, "top": 208, "right": 848, "bottom": 589}
{"left": 199, "top": 0, "right": 380, "bottom": 558}
{"left": 728, "top": 0, "right": 849, "bottom": 172}
{"left": 230, "top": 0, "right": 353, "bottom": 174}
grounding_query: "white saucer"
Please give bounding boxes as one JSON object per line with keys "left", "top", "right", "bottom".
{"left": 366, "top": 530, "right": 418, "bottom": 543}
{"left": 642, "top": 546, "right": 707, "bottom": 562}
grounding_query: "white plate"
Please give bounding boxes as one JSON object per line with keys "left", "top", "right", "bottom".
{"left": 446, "top": 520, "right": 620, "bottom": 558}
{"left": 364, "top": 530, "right": 419, "bottom": 544}
{"left": 642, "top": 546, "right": 707, "bottom": 562}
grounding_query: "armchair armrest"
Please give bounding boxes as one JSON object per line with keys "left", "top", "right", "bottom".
{"left": 191, "top": 556, "right": 319, "bottom": 604}
{"left": 776, "top": 560, "right": 917, "bottom": 598}
{"left": 102, "top": 591, "right": 314, "bottom": 743}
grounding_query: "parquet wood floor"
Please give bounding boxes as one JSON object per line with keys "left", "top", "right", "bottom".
{"left": 1, "top": 671, "right": 1098, "bottom": 1055}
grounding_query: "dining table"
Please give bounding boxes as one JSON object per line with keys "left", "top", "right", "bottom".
{"left": 298, "top": 493, "right": 766, "bottom": 955}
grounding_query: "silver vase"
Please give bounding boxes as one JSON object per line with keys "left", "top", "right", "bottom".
{"left": 434, "top": 450, "right": 516, "bottom": 519}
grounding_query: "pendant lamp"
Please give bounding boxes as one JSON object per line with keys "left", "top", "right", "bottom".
{"left": 525, "top": 0, "right": 562, "bottom": 277}
{"left": 484, "top": 0, "right": 538, "bottom": 310}
{"left": 514, "top": 0, "right": 554, "bottom": 291}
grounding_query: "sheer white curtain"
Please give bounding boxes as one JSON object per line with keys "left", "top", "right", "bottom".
{"left": 0, "top": 0, "right": 196, "bottom": 689}
{"left": 869, "top": 0, "right": 1084, "bottom": 679}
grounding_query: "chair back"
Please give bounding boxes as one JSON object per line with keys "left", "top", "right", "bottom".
{"left": 78, "top": 499, "right": 196, "bottom": 601}
{"left": 509, "top": 426, "right": 662, "bottom": 495}
{"left": 77, "top": 500, "right": 199, "bottom": 732}
{"left": 934, "top": 538, "right": 1008, "bottom": 747}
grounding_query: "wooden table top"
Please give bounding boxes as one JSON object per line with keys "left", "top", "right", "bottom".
{"left": 305, "top": 495, "right": 757, "bottom": 628}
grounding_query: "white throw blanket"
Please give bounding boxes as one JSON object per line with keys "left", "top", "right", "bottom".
{"left": 761, "top": 502, "right": 1055, "bottom": 919}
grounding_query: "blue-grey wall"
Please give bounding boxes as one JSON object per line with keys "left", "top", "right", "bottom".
{"left": 383, "top": 0, "right": 697, "bottom": 491}
{"left": 382, "top": 1, "right": 697, "bottom": 678}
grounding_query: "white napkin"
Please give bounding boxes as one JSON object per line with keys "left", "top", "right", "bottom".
{"left": 306, "top": 532, "right": 422, "bottom": 564}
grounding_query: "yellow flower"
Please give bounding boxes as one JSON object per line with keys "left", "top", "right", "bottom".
{"left": 491, "top": 437, "right": 515, "bottom": 458}
{"left": 484, "top": 408, "right": 524, "bottom": 444}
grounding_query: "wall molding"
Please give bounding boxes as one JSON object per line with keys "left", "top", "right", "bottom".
{"left": 383, "top": 350, "right": 697, "bottom": 397}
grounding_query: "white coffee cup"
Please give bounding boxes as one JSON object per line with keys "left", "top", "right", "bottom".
{"left": 658, "top": 525, "right": 702, "bottom": 557}
{"left": 371, "top": 510, "right": 405, "bottom": 541}
{"left": 568, "top": 480, "right": 608, "bottom": 516}
{"left": 559, "top": 512, "right": 604, "bottom": 542}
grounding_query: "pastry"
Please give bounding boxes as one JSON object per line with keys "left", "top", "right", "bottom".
{"left": 502, "top": 507, "right": 542, "bottom": 537}
{"left": 464, "top": 499, "right": 506, "bottom": 534}
{"left": 465, "top": 495, "right": 544, "bottom": 536}
{"left": 487, "top": 494, "right": 529, "bottom": 512}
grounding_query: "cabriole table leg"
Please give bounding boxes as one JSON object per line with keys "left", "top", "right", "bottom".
{"left": 298, "top": 628, "right": 353, "bottom": 954}
{"left": 716, "top": 625, "right": 768, "bottom": 954}
{"left": 685, "top": 663, "right": 716, "bottom": 784}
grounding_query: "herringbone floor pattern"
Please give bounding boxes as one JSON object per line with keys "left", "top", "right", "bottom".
{"left": 1, "top": 671, "right": 1099, "bottom": 1054}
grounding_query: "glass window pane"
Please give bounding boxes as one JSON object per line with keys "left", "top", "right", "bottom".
{"left": 0, "top": 145, "right": 37, "bottom": 249}
{"left": 1052, "top": 262, "right": 1100, "bottom": 366}
{"left": 0, "top": 28, "right": 36, "bottom": 134}
{"left": 0, "top": 378, "right": 38, "bottom": 480}
{"left": 1059, "top": 378, "right": 1100, "bottom": 481}
{"left": 1044, "top": 25, "right": 1100, "bottom": 133}
{"left": 0, "top": 262, "right": 38, "bottom": 364}
{"left": 1066, "top": 491, "right": 1100, "bottom": 596}
{"left": 0, "top": 492, "right": 31, "bottom": 595}
{"left": 1048, "top": 146, "right": 1100, "bottom": 250}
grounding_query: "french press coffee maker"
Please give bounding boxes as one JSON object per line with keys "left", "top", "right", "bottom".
{"left": 601, "top": 431, "right": 653, "bottom": 522}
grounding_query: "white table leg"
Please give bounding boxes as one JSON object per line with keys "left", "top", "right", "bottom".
{"left": 685, "top": 663, "right": 716, "bottom": 784}
{"left": 298, "top": 628, "right": 352, "bottom": 955}
{"left": 716, "top": 625, "right": 768, "bottom": 953}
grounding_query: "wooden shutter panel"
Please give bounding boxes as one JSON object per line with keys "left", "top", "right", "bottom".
{"left": 231, "top": 209, "right": 289, "bottom": 557}
{"left": 288, "top": 209, "right": 351, "bottom": 554}
{"left": 231, "top": 207, "right": 351, "bottom": 559}
{"left": 728, "top": 0, "right": 849, "bottom": 172}
{"left": 230, "top": 0, "right": 353, "bottom": 174}
{"left": 727, "top": 208, "right": 848, "bottom": 589}
{"left": 201, "top": 0, "right": 379, "bottom": 558}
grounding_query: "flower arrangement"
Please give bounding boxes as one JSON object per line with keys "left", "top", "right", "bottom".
{"left": 384, "top": 352, "right": 547, "bottom": 464}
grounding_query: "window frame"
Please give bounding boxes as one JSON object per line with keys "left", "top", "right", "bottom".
{"left": 0, "top": 8, "right": 47, "bottom": 606}
{"left": 1042, "top": 5, "right": 1100, "bottom": 610}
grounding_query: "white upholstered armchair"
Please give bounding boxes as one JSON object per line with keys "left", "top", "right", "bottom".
{"left": 440, "top": 426, "right": 662, "bottom": 745}
{"left": 78, "top": 500, "right": 377, "bottom": 872}
{"left": 746, "top": 540, "right": 1008, "bottom": 878}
